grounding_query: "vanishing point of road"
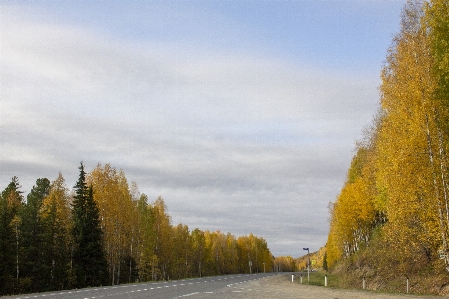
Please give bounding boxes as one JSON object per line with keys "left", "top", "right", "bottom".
{"left": 1, "top": 273, "right": 443, "bottom": 299}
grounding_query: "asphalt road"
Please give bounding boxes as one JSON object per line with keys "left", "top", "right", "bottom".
{"left": 5, "top": 273, "right": 444, "bottom": 299}
{"left": 1, "top": 273, "right": 281, "bottom": 299}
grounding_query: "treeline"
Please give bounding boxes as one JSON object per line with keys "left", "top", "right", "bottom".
{"left": 0, "top": 162, "right": 272, "bottom": 295}
{"left": 272, "top": 248, "right": 326, "bottom": 273}
{"left": 295, "top": 247, "right": 326, "bottom": 271}
{"left": 327, "top": 0, "right": 449, "bottom": 288}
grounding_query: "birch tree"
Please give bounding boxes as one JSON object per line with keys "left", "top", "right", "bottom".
{"left": 87, "top": 164, "right": 136, "bottom": 285}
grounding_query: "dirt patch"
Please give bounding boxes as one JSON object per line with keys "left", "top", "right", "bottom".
{"left": 202, "top": 274, "right": 446, "bottom": 299}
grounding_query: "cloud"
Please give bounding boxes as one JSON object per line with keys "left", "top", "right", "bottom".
{"left": 0, "top": 5, "right": 380, "bottom": 255}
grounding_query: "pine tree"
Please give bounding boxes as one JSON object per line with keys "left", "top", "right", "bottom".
{"left": 71, "top": 163, "right": 108, "bottom": 288}
{"left": 20, "top": 178, "right": 50, "bottom": 292}
{"left": 322, "top": 252, "right": 328, "bottom": 271}
{"left": 0, "top": 177, "right": 24, "bottom": 295}
{"left": 40, "top": 173, "right": 72, "bottom": 290}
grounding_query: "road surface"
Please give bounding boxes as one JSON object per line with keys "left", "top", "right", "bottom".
{"left": 1, "top": 273, "right": 278, "bottom": 299}
{"left": 1, "top": 273, "right": 444, "bottom": 299}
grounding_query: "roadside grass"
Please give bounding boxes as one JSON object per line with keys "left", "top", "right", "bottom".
{"left": 294, "top": 271, "right": 340, "bottom": 288}
{"left": 293, "top": 270, "right": 448, "bottom": 296}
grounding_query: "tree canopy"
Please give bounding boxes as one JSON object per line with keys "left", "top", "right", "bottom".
{"left": 326, "top": 0, "right": 449, "bottom": 286}
{"left": 0, "top": 163, "right": 273, "bottom": 296}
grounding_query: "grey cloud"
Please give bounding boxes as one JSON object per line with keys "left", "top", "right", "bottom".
{"left": 0, "top": 9, "right": 378, "bottom": 256}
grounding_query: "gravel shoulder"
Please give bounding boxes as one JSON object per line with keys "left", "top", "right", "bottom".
{"left": 190, "top": 274, "right": 445, "bottom": 299}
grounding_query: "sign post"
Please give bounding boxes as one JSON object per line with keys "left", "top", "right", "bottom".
{"left": 303, "top": 248, "right": 310, "bottom": 283}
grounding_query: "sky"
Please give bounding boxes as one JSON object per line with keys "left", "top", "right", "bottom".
{"left": 1, "top": 0, "right": 406, "bottom": 257}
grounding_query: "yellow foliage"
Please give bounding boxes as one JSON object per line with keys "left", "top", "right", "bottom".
{"left": 328, "top": 0, "right": 449, "bottom": 274}
{"left": 87, "top": 164, "right": 137, "bottom": 284}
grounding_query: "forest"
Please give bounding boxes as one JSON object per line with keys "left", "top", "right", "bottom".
{"left": 326, "top": 0, "right": 449, "bottom": 293}
{"left": 0, "top": 162, "right": 272, "bottom": 295}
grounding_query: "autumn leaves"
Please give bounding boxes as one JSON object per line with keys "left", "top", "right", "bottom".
{"left": 0, "top": 162, "right": 273, "bottom": 295}
{"left": 327, "top": 0, "right": 449, "bottom": 278}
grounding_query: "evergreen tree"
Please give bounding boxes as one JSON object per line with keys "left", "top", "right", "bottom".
{"left": 322, "top": 252, "right": 328, "bottom": 271}
{"left": 40, "top": 173, "right": 72, "bottom": 290}
{"left": 20, "top": 178, "right": 50, "bottom": 292}
{"left": 0, "top": 177, "right": 24, "bottom": 295}
{"left": 71, "top": 163, "right": 108, "bottom": 288}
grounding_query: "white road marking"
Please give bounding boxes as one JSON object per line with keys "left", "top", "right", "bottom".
{"left": 177, "top": 292, "right": 199, "bottom": 297}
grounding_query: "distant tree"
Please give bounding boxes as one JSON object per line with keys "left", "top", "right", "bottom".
{"left": 20, "top": 178, "right": 50, "bottom": 292}
{"left": 135, "top": 194, "right": 157, "bottom": 281}
{"left": 0, "top": 177, "right": 24, "bottom": 294}
{"left": 171, "top": 224, "right": 192, "bottom": 279}
{"left": 87, "top": 164, "right": 136, "bottom": 285}
{"left": 40, "top": 173, "right": 72, "bottom": 290}
{"left": 322, "top": 252, "right": 328, "bottom": 271}
{"left": 71, "top": 163, "right": 109, "bottom": 288}
{"left": 191, "top": 228, "right": 206, "bottom": 278}
{"left": 152, "top": 197, "right": 173, "bottom": 280}
{"left": 236, "top": 234, "right": 272, "bottom": 274}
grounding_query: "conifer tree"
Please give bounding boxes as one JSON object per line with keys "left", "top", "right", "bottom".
{"left": 20, "top": 178, "right": 50, "bottom": 292}
{"left": 322, "top": 252, "right": 328, "bottom": 271}
{"left": 71, "top": 163, "right": 108, "bottom": 288}
{"left": 40, "top": 173, "right": 72, "bottom": 290}
{"left": 0, "top": 177, "right": 24, "bottom": 294}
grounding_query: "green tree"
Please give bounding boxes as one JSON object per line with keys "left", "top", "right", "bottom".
{"left": 19, "top": 178, "right": 50, "bottom": 292}
{"left": 322, "top": 252, "right": 328, "bottom": 271}
{"left": 71, "top": 163, "right": 109, "bottom": 287}
{"left": 0, "top": 177, "right": 24, "bottom": 295}
{"left": 40, "top": 173, "right": 72, "bottom": 290}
